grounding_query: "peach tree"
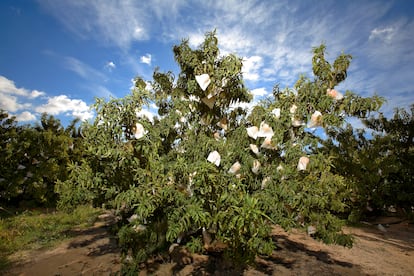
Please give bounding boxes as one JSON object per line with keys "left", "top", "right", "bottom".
{"left": 56, "top": 31, "right": 383, "bottom": 268}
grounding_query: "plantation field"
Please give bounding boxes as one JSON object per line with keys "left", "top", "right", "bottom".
{"left": 5, "top": 212, "right": 414, "bottom": 275}
{"left": 1, "top": 32, "right": 413, "bottom": 274}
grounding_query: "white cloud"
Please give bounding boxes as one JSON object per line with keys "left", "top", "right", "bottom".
{"left": 133, "top": 27, "right": 145, "bottom": 40}
{"left": 250, "top": 88, "right": 268, "bottom": 98}
{"left": 0, "top": 93, "right": 30, "bottom": 112}
{"left": 188, "top": 33, "right": 205, "bottom": 47}
{"left": 0, "top": 76, "right": 33, "bottom": 112}
{"left": 242, "top": 56, "right": 263, "bottom": 81}
{"left": 30, "top": 90, "right": 46, "bottom": 98}
{"left": 0, "top": 75, "right": 93, "bottom": 121}
{"left": 105, "top": 61, "right": 116, "bottom": 71}
{"left": 15, "top": 111, "right": 36, "bottom": 122}
{"left": 0, "top": 75, "right": 30, "bottom": 96}
{"left": 35, "top": 95, "right": 93, "bottom": 121}
{"left": 140, "top": 54, "right": 152, "bottom": 65}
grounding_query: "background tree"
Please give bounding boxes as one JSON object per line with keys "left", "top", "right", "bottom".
{"left": 321, "top": 105, "right": 414, "bottom": 221}
{"left": 364, "top": 105, "right": 414, "bottom": 211}
{"left": 0, "top": 110, "right": 22, "bottom": 203}
{"left": 0, "top": 111, "right": 81, "bottom": 207}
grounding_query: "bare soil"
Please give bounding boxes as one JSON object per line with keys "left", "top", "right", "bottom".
{"left": 5, "top": 213, "right": 121, "bottom": 276}
{"left": 5, "top": 215, "right": 414, "bottom": 275}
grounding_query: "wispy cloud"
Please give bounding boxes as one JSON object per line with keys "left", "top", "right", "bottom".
{"left": 242, "top": 56, "right": 263, "bottom": 81}
{"left": 369, "top": 27, "right": 395, "bottom": 42}
{"left": 64, "top": 56, "right": 106, "bottom": 80}
{"left": 347, "top": 18, "right": 414, "bottom": 116}
{"left": 86, "top": 84, "right": 115, "bottom": 99}
{"left": 38, "top": 1, "right": 149, "bottom": 49}
{"left": 38, "top": 0, "right": 187, "bottom": 50}
{"left": 62, "top": 56, "right": 116, "bottom": 98}
{"left": 38, "top": 0, "right": 414, "bottom": 118}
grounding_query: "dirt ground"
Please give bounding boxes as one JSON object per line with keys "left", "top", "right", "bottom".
{"left": 5, "top": 214, "right": 414, "bottom": 276}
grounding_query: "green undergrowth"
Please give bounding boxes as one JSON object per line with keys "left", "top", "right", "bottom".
{"left": 0, "top": 205, "right": 102, "bottom": 272}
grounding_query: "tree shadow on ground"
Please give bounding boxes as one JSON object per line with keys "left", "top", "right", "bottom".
{"left": 140, "top": 229, "right": 367, "bottom": 275}
{"left": 269, "top": 234, "right": 354, "bottom": 267}
{"left": 64, "top": 223, "right": 120, "bottom": 257}
{"left": 141, "top": 234, "right": 363, "bottom": 275}
{"left": 350, "top": 219, "right": 414, "bottom": 252}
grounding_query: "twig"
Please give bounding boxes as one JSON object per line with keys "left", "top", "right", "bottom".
{"left": 0, "top": 206, "right": 14, "bottom": 215}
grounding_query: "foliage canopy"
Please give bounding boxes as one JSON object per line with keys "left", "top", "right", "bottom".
{"left": 54, "top": 31, "right": 386, "bottom": 268}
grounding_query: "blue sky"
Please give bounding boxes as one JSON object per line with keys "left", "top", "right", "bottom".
{"left": 1, "top": 0, "right": 413, "bottom": 126}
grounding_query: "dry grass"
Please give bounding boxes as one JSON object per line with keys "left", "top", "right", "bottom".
{"left": 0, "top": 205, "right": 102, "bottom": 271}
